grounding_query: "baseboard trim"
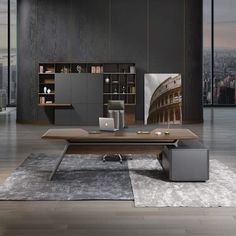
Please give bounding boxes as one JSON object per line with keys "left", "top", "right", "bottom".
{"left": 182, "top": 119, "right": 204, "bottom": 124}
{"left": 16, "top": 119, "right": 51, "bottom": 125}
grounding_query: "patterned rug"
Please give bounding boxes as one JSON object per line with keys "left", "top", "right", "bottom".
{"left": 0, "top": 153, "right": 133, "bottom": 200}
{"left": 128, "top": 156, "right": 236, "bottom": 207}
{"left": 0, "top": 153, "right": 236, "bottom": 207}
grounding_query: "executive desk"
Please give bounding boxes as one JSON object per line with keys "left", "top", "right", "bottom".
{"left": 42, "top": 128, "right": 198, "bottom": 180}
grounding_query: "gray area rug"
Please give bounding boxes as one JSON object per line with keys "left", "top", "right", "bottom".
{"left": 1, "top": 153, "right": 235, "bottom": 207}
{"left": 0, "top": 153, "right": 133, "bottom": 200}
{"left": 128, "top": 157, "right": 236, "bottom": 207}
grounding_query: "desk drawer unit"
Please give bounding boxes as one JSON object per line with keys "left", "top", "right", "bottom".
{"left": 161, "top": 140, "right": 209, "bottom": 181}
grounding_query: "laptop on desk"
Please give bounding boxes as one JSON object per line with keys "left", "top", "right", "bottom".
{"left": 99, "top": 117, "right": 119, "bottom": 132}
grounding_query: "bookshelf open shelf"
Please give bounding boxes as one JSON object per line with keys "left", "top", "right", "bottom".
{"left": 38, "top": 103, "right": 72, "bottom": 107}
{"left": 38, "top": 93, "right": 55, "bottom": 95}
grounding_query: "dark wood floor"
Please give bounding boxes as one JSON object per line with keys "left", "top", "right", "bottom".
{"left": 0, "top": 108, "right": 236, "bottom": 236}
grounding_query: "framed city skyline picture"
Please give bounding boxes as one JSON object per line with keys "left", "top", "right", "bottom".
{"left": 144, "top": 73, "right": 182, "bottom": 125}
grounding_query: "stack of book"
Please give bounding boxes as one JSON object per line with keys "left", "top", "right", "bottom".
{"left": 39, "top": 97, "right": 45, "bottom": 104}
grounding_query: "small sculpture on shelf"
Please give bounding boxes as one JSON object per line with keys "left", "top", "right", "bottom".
{"left": 105, "top": 77, "right": 110, "bottom": 84}
{"left": 47, "top": 88, "right": 51, "bottom": 94}
{"left": 76, "top": 65, "right": 82, "bottom": 73}
{"left": 61, "top": 66, "right": 69, "bottom": 73}
{"left": 122, "top": 86, "right": 126, "bottom": 94}
{"left": 130, "top": 66, "right": 135, "bottom": 74}
{"left": 43, "top": 86, "right": 47, "bottom": 94}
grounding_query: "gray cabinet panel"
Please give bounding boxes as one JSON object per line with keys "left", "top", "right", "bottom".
{"left": 87, "top": 103, "right": 103, "bottom": 125}
{"left": 70, "top": 103, "right": 88, "bottom": 125}
{"left": 54, "top": 73, "right": 103, "bottom": 125}
{"left": 87, "top": 75, "right": 103, "bottom": 103}
{"left": 55, "top": 108, "right": 72, "bottom": 125}
{"left": 71, "top": 74, "right": 88, "bottom": 103}
{"left": 55, "top": 74, "right": 71, "bottom": 103}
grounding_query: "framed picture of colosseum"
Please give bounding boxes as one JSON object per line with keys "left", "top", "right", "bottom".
{"left": 144, "top": 73, "right": 182, "bottom": 125}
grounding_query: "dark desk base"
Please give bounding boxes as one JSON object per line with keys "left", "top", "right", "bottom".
{"left": 49, "top": 141, "right": 174, "bottom": 181}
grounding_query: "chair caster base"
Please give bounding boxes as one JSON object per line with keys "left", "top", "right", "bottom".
{"left": 103, "top": 154, "right": 125, "bottom": 164}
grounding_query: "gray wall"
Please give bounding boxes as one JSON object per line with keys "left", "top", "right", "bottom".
{"left": 17, "top": 0, "right": 203, "bottom": 123}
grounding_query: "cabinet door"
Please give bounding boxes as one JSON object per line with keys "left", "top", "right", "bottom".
{"left": 87, "top": 103, "right": 103, "bottom": 125}
{"left": 71, "top": 74, "right": 88, "bottom": 103}
{"left": 55, "top": 74, "right": 71, "bottom": 103}
{"left": 87, "top": 74, "right": 103, "bottom": 103}
{"left": 70, "top": 103, "right": 88, "bottom": 125}
{"left": 55, "top": 108, "right": 72, "bottom": 125}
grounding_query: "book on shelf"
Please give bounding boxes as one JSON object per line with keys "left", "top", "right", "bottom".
{"left": 96, "top": 66, "right": 101, "bottom": 73}
{"left": 46, "top": 101, "right": 53, "bottom": 104}
{"left": 39, "top": 96, "right": 45, "bottom": 104}
{"left": 131, "top": 86, "right": 136, "bottom": 93}
{"left": 91, "top": 66, "right": 103, "bottom": 74}
{"left": 127, "top": 86, "right": 136, "bottom": 93}
{"left": 39, "top": 66, "right": 44, "bottom": 73}
{"left": 91, "top": 66, "right": 96, "bottom": 73}
{"left": 43, "top": 79, "right": 54, "bottom": 84}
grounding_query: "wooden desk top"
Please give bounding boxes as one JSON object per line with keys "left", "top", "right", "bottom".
{"left": 42, "top": 128, "right": 198, "bottom": 142}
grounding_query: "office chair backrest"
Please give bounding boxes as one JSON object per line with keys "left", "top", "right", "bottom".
{"left": 107, "top": 100, "right": 125, "bottom": 129}
{"left": 107, "top": 100, "right": 124, "bottom": 111}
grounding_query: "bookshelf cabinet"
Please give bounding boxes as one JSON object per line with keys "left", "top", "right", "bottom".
{"left": 38, "top": 63, "right": 136, "bottom": 125}
{"left": 102, "top": 63, "right": 136, "bottom": 125}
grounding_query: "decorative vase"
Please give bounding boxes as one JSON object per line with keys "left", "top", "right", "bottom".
{"left": 122, "top": 86, "right": 126, "bottom": 93}
{"left": 47, "top": 89, "right": 51, "bottom": 94}
{"left": 130, "top": 66, "right": 135, "bottom": 74}
{"left": 76, "top": 65, "right": 82, "bottom": 73}
{"left": 43, "top": 87, "right": 47, "bottom": 93}
{"left": 39, "top": 66, "right": 44, "bottom": 73}
{"left": 105, "top": 77, "right": 110, "bottom": 84}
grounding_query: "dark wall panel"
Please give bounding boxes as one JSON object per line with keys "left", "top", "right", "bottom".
{"left": 110, "top": 0, "right": 147, "bottom": 120}
{"left": 17, "top": 0, "right": 203, "bottom": 123}
{"left": 37, "top": 0, "right": 109, "bottom": 62}
{"left": 17, "top": 0, "right": 109, "bottom": 122}
{"left": 37, "top": 0, "right": 58, "bottom": 62}
{"left": 149, "top": 0, "right": 184, "bottom": 72}
{"left": 17, "top": 0, "right": 38, "bottom": 122}
{"left": 183, "top": 0, "right": 203, "bottom": 123}
{"left": 66, "top": 0, "right": 109, "bottom": 62}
